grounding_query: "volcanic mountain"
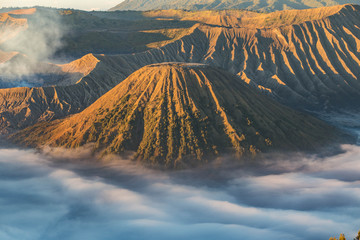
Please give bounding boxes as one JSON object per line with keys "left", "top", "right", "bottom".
{"left": 2, "top": 5, "right": 360, "bottom": 134}
{"left": 104, "top": 4, "right": 360, "bottom": 111}
{"left": 110, "top": 0, "right": 359, "bottom": 12}
{"left": 0, "top": 53, "right": 116, "bottom": 134}
{"left": 0, "top": 8, "right": 32, "bottom": 44}
{"left": 11, "top": 63, "right": 342, "bottom": 168}
{"left": 58, "top": 5, "right": 360, "bottom": 112}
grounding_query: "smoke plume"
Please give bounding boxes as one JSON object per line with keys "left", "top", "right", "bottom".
{"left": 0, "top": 8, "right": 66, "bottom": 87}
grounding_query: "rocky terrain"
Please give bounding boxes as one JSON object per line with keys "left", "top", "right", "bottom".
{"left": 0, "top": 5, "right": 358, "bottom": 165}
{"left": 110, "top": 0, "right": 360, "bottom": 12}
{"left": 0, "top": 53, "right": 130, "bottom": 134}
{"left": 104, "top": 5, "right": 360, "bottom": 111}
{"left": 11, "top": 63, "right": 342, "bottom": 168}
{"left": 1, "top": 5, "right": 360, "bottom": 133}
{"left": 0, "top": 8, "right": 31, "bottom": 44}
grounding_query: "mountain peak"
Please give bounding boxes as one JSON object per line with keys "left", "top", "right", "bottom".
{"left": 59, "top": 53, "right": 100, "bottom": 76}
{"left": 11, "top": 64, "right": 342, "bottom": 168}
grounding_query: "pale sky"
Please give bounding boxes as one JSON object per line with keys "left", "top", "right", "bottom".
{"left": 0, "top": 0, "right": 123, "bottom": 11}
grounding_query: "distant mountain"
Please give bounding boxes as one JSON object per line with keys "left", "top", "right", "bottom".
{"left": 105, "top": 4, "right": 360, "bottom": 111}
{"left": 11, "top": 63, "right": 343, "bottom": 168}
{"left": 110, "top": 0, "right": 360, "bottom": 12}
{"left": 3, "top": 5, "right": 360, "bottom": 135}
{"left": 0, "top": 8, "right": 31, "bottom": 44}
{"left": 0, "top": 54, "right": 119, "bottom": 134}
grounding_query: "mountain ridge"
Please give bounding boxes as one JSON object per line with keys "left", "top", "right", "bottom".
{"left": 0, "top": 10, "right": 29, "bottom": 45}
{"left": 110, "top": 0, "right": 360, "bottom": 12}
{"left": 11, "top": 63, "right": 343, "bottom": 168}
{"left": 1, "top": 5, "right": 360, "bottom": 134}
{"left": 103, "top": 4, "right": 360, "bottom": 110}
{"left": 0, "top": 53, "right": 127, "bottom": 134}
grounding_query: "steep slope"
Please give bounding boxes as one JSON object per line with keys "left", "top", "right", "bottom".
{"left": 55, "top": 8, "right": 197, "bottom": 57}
{"left": 11, "top": 63, "right": 342, "bottom": 168}
{"left": 0, "top": 50, "right": 18, "bottom": 63}
{"left": 56, "top": 4, "right": 359, "bottom": 56}
{"left": 0, "top": 53, "right": 99, "bottom": 88}
{"left": 110, "top": 0, "right": 360, "bottom": 12}
{"left": 59, "top": 53, "right": 100, "bottom": 76}
{"left": 0, "top": 10, "right": 30, "bottom": 44}
{"left": 0, "top": 54, "right": 125, "bottom": 134}
{"left": 103, "top": 4, "right": 360, "bottom": 111}
{"left": 138, "top": 6, "right": 343, "bottom": 28}
{"left": 2, "top": 5, "right": 360, "bottom": 134}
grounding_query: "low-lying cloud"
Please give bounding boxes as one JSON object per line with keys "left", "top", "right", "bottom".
{"left": 0, "top": 144, "right": 359, "bottom": 240}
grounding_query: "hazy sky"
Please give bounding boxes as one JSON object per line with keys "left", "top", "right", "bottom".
{"left": 0, "top": 0, "right": 122, "bottom": 11}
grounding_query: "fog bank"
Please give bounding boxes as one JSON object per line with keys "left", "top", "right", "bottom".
{"left": 0, "top": 144, "right": 359, "bottom": 240}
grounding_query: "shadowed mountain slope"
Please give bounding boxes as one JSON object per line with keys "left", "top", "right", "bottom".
{"left": 11, "top": 63, "right": 343, "bottom": 168}
{"left": 0, "top": 54, "right": 126, "bottom": 134}
{"left": 110, "top": 0, "right": 360, "bottom": 12}
{"left": 54, "top": 8, "right": 198, "bottom": 57}
{"left": 103, "top": 4, "right": 360, "bottom": 111}
{"left": 0, "top": 53, "right": 99, "bottom": 87}
{"left": 2, "top": 5, "right": 360, "bottom": 134}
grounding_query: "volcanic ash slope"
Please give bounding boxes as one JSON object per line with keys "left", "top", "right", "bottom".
{"left": 110, "top": 0, "right": 360, "bottom": 12}
{"left": 11, "top": 63, "right": 344, "bottom": 168}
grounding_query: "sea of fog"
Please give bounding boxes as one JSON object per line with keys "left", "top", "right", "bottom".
{"left": 1, "top": 134, "right": 360, "bottom": 240}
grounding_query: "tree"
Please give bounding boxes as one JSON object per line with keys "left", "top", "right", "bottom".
{"left": 329, "top": 237, "right": 338, "bottom": 240}
{"left": 339, "top": 233, "right": 346, "bottom": 240}
{"left": 354, "top": 230, "right": 360, "bottom": 240}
